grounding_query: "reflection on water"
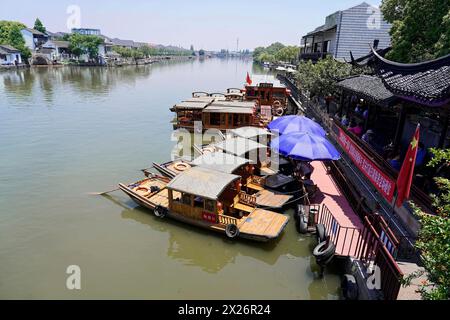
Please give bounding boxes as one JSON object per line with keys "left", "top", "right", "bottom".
{"left": 0, "top": 58, "right": 340, "bottom": 299}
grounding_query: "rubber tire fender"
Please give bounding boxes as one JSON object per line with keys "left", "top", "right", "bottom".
{"left": 225, "top": 224, "right": 239, "bottom": 238}
{"left": 154, "top": 205, "right": 168, "bottom": 218}
{"left": 341, "top": 274, "right": 358, "bottom": 300}
{"left": 313, "top": 241, "right": 336, "bottom": 262}
{"left": 315, "top": 224, "right": 328, "bottom": 244}
{"left": 296, "top": 213, "right": 308, "bottom": 234}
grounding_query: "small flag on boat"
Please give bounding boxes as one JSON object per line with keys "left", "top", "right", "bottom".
{"left": 246, "top": 72, "right": 252, "bottom": 85}
{"left": 395, "top": 124, "right": 420, "bottom": 207}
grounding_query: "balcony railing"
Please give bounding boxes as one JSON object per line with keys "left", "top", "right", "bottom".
{"left": 299, "top": 52, "right": 330, "bottom": 61}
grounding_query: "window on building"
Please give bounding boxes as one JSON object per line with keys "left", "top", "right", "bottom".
{"left": 373, "top": 39, "right": 380, "bottom": 49}
{"left": 323, "top": 41, "right": 331, "bottom": 53}
{"left": 313, "top": 43, "right": 319, "bottom": 53}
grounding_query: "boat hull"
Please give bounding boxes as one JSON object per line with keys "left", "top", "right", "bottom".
{"left": 119, "top": 183, "right": 286, "bottom": 242}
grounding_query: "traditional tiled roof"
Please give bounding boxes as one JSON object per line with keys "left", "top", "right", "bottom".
{"left": 337, "top": 75, "right": 396, "bottom": 106}
{"left": 0, "top": 44, "right": 20, "bottom": 53}
{"left": 349, "top": 47, "right": 391, "bottom": 67}
{"left": 22, "top": 28, "right": 47, "bottom": 36}
{"left": 371, "top": 48, "right": 450, "bottom": 107}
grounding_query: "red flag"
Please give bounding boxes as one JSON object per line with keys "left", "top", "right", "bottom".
{"left": 395, "top": 124, "right": 420, "bottom": 207}
{"left": 246, "top": 72, "right": 252, "bottom": 85}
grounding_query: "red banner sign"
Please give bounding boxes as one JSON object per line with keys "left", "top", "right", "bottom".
{"left": 337, "top": 128, "right": 395, "bottom": 202}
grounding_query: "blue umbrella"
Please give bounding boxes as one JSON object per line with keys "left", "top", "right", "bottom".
{"left": 268, "top": 115, "right": 326, "bottom": 137}
{"left": 270, "top": 132, "right": 340, "bottom": 161}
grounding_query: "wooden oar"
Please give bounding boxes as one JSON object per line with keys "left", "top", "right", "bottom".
{"left": 88, "top": 187, "right": 120, "bottom": 196}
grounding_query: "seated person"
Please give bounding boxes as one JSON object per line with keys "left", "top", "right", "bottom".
{"left": 415, "top": 142, "right": 427, "bottom": 168}
{"left": 389, "top": 153, "right": 402, "bottom": 171}
{"left": 348, "top": 121, "right": 363, "bottom": 137}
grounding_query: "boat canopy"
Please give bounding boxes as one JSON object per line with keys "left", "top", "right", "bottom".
{"left": 230, "top": 126, "right": 273, "bottom": 139}
{"left": 191, "top": 151, "right": 253, "bottom": 173}
{"left": 183, "top": 97, "right": 216, "bottom": 103}
{"left": 203, "top": 105, "right": 254, "bottom": 114}
{"left": 172, "top": 101, "right": 211, "bottom": 110}
{"left": 167, "top": 166, "right": 240, "bottom": 200}
{"left": 214, "top": 137, "right": 267, "bottom": 157}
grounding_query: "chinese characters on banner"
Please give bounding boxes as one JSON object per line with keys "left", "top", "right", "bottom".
{"left": 337, "top": 128, "right": 395, "bottom": 202}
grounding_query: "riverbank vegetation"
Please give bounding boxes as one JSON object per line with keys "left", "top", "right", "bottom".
{"left": 0, "top": 20, "right": 31, "bottom": 60}
{"left": 113, "top": 45, "right": 193, "bottom": 60}
{"left": 67, "top": 34, "right": 104, "bottom": 60}
{"left": 295, "top": 56, "right": 369, "bottom": 97}
{"left": 253, "top": 42, "right": 299, "bottom": 64}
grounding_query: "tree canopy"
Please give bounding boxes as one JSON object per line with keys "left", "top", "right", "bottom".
{"left": 253, "top": 42, "right": 299, "bottom": 64}
{"left": 0, "top": 20, "right": 31, "bottom": 60}
{"left": 381, "top": 0, "right": 450, "bottom": 62}
{"left": 68, "top": 34, "right": 103, "bottom": 59}
{"left": 295, "top": 56, "right": 369, "bottom": 97}
{"left": 33, "top": 18, "right": 46, "bottom": 34}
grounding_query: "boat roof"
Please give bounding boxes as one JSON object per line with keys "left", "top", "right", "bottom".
{"left": 211, "top": 101, "right": 256, "bottom": 107}
{"left": 213, "top": 137, "right": 267, "bottom": 157}
{"left": 183, "top": 97, "right": 216, "bottom": 103}
{"left": 265, "top": 174, "right": 296, "bottom": 189}
{"left": 172, "top": 101, "right": 211, "bottom": 110}
{"left": 246, "top": 75, "right": 285, "bottom": 88}
{"left": 203, "top": 104, "right": 255, "bottom": 114}
{"left": 191, "top": 151, "right": 252, "bottom": 173}
{"left": 167, "top": 166, "right": 240, "bottom": 200}
{"left": 230, "top": 126, "right": 273, "bottom": 139}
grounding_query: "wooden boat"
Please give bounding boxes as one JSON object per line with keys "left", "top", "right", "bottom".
{"left": 119, "top": 167, "right": 289, "bottom": 242}
{"left": 171, "top": 83, "right": 288, "bottom": 132}
{"left": 152, "top": 151, "right": 295, "bottom": 210}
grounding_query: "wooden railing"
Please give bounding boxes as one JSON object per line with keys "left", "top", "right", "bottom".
{"left": 315, "top": 204, "right": 403, "bottom": 300}
{"left": 358, "top": 216, "right": 404, "bottom": 300}
{"left": 317, "top": 204, "right": 362, "bottom": 257}
{"left": 239, "top": 191, "right": 257, "bottom": 207}
{"left": 218, "top": 214, "right": 238, "bottom": 226}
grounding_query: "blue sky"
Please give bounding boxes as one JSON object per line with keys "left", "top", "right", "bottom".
{"left": 1, "top": 0, "right": 381, "bottom": 50}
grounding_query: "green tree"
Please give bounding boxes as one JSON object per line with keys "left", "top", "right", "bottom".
{"left": 257, "top": 52, "right": 275, "bottom": 63}
{"left": 381, "top": 0, "right": 450, "bottom": 62}
{"left": 253, "top": 46, "right": 265, "bottom": 60}
{"left": 33, "top": 18, "right": 46, "bottom": 34}
{"left": 275, "top": 46, "right": 300, "bottom": 63}
{"left": 265, "top": 42, "right": 285, "bottom": 55}
{"left": 407, "top": 148, "right": 450, "bottom": 300}
{"left": 68, "top": 34, "right": 103, "bottom": 60}
{"left": 295, "top": 56, "right": 369, "bottom": 97}
{"left": 0, "top": 20, "right": 31, "bottom": 60}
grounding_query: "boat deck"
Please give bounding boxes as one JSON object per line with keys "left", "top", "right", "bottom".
{"left": 311, "top": 162, "right": 363, "bottom": 257}
{"left": 255, "top": 189, "right": 292, "bottom": 209}
{"left": 238, "top": 209, "right": 289, "bottom": 239}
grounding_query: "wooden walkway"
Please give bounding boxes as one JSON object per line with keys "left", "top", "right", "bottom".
{"left": 311, "top": 162, "right": 364, "bottom": 257}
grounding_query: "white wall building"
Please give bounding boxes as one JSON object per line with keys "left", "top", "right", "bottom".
{"left": 300, "top": 2, "right": 391, "bottom": 62}
{"left": 0, "top": 45, "right": 22, "bottom": 65}
{"left": 20, "top": 28, "right": 48, "bottom": 51}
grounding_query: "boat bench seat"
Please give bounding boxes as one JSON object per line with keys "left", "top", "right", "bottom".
{"left": 233, "top": 202, "right": 255, "bottom": 213}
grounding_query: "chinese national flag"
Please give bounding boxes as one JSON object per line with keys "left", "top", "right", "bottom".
{"left": 395, "top": 124, "right": 420, "bottom": 207}
{"left": 246, "top": 72, "right": 252, "bottom": 85}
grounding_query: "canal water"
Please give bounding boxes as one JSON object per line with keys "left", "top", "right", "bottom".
{"left": 0, "top": 58, "right": 341, "bottom": 299}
